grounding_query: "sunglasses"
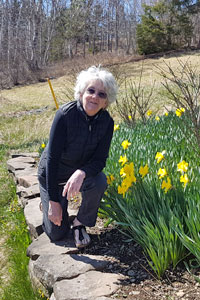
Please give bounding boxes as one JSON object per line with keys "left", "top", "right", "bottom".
{"left": 86, "top": 87, "right": 107, "bottom": 99}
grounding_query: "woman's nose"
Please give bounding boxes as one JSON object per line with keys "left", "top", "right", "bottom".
{"left": 91, "top": 92, "right": 99, "bottom": 99}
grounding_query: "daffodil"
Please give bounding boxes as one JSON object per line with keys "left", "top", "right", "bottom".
{"left": 176, "top": 107, "right": 185, "bottom": 117}
{"left": 161, "top": 177, "right": 172, "bottom": 193}
{"left": 121, "top": 140, "right": 131, "bottom": 150}
{"left": 165, "top": 112, "right": 168, "bottom": 116}
{"left": 122, "top": 162, "right": 134, "bottom": 177}
{"left": 118, "top": 154, "right": 128, "bottom": 166}
{"left": 180, "top": 173, "right": 189, "bottom": 187}
{"left": 41, "top": 143, "right": 46, "bottom": 148}
{"left": 157, "top": 168, "right": 167, "bottom": 179}
{"left": 122, "top": 176, "right": 133, "bottom": 189}
{"left": 114, "top": 124, "right": 120, "bottom": 131}
{"left": 155, "top": 116, "right": 160, "bottom": 121}
{"left": 139, "top": 164, "right": 149, "bottom": 178}
{"left": 107, "top": 174, "right": 115, "bottom": 185}
{"left": 155, "top": 151, "right": 165, "bottom": 163}
{"left": 118, "top": 184, "right": 127, "bottom": 198}
{"left": 119, "top": 162, "right": 136, "bottom": 194}
{"left": 177, "top": 160, "right": 188, "bottom": 173}
{"left": 147, "top": 110, "right": 153, "bottom": 116}
{"left": 128, "top": 115, "right": 132, "bottom": 120}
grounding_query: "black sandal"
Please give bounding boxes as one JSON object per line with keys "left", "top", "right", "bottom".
{"left": 72, "top": 225, "right": 91, "bottom": 249}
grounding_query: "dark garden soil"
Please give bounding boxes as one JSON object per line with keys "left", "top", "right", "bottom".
{"left": 84, "top": 219, "right": 200, "bottom": 300}
{"left": 70, "top": 202, "right": 200, "bottom": 300}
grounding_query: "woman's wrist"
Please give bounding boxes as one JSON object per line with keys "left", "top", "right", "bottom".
{"left": 77, "top": 169, "right": 86, "bottom": 179}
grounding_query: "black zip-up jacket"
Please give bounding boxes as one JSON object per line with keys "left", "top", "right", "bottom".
{"left": 38, "top": 100, "right": 114, "bottom": 202}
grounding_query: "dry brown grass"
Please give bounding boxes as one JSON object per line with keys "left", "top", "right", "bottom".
{"left": 0, "top": 50, "right": 200, "bottom": 150}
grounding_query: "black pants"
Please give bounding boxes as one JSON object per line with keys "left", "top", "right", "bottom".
{"left": 38, "top": 172, "right": 107, "bottom": 241}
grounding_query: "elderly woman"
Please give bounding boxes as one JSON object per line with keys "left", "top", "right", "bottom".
{"left": 38, "top": 66, "right": 118, "bottom": 248}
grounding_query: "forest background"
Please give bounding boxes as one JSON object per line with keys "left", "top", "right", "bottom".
{"left": 1, "top": 0, "right": 200, "bottom": 89}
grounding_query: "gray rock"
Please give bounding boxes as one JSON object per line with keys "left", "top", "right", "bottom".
{"left": 7, "top": 156, "right": 36, "bottom": 173}
{"left": 21, "top": 184, "right": 40, "bottom": 199}
{"left": 11, "top": 152, "right": 39, "bottom": 158}
{"left": 50, "top": 296, "right": 113, "bottom": 300}
{"left": 52, "top": 270, "right": 122, "bottom": 300}
{"left": 16, "top": 173, "right": 38, "bottom": 188}
{"left": 50, "top": 294, "right": 56, "bottom": 300}
{"left": 24, "top": 197, "right": 43, "bottom": 239}
{"left": 29, "top": 260, "right": 50, "bottom": 298}
{"left": 15, "top": 168, "right": 38, "bottom": 177}
{"left": 96, "top": 298, "right": 113, "bottom": 300}
{"left": 8, "top": 156, "right": 36, "bottom": 164}
{"left": 31, "top": 254, "right": 109, "bottom": 289}
{"left": 27, "top": 233, "right": 79, "bottom": 260}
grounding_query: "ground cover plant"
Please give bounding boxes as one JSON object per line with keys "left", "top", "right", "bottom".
{"left": 0, "top": 146, "right": 43, "bottom": 300}
{"left": 102, "top": 110, "right": 200, "bottom": 279}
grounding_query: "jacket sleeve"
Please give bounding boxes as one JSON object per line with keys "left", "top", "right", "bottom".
{"left": 80, "top": 118, "right": 114, "bottom": 177}
{"left": 46, "top": 109, "right": 67, "bottom": 202}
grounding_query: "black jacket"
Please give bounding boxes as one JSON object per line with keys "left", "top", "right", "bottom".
{"left": 38, "top": 100, "right": 114, "bottom": 202}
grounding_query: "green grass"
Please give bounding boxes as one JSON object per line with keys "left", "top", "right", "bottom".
{"left": 0, "top": 146, "right": 43, "bottom": 300}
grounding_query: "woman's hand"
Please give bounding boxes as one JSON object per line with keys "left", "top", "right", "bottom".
{"left": 48, "top": 201, "right": 63, "bottom": 226}
{"left": 62, "top": 169, "right": 86, "bottom": 200}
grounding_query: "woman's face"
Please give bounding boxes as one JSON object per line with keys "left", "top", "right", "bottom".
{"left": 80, "top": 80, "right": 108, "bottom": 116}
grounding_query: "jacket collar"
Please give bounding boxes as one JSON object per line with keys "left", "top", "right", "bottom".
{"left": 77, "top": 100, "right": 103, "bottom": 121}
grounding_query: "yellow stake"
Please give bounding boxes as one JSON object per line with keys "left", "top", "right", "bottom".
{"left": 47, "top": 78, "right": 59, "bottom": 109}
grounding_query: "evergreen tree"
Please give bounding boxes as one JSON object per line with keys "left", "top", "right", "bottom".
{"left": 137, "top": 0, "right": 197, "bottom": 55}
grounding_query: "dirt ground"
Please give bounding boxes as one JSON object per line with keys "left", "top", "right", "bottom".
{"left": 77, "top": 215, "right": 200, "bottom": 300}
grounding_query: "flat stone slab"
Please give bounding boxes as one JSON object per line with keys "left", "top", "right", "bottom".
{"left": 16, "top": 173, "right": 38, "bottom": 188}
{"left": 52, "top": 270, "right": 122, "bottom": 300}
{"left": 11, "top": 152, "right": 39, "bottom": 158}
{"left": 7, "top": 156, "right": 36, "bottom": 173}
{"left": 20, "top": 184, "right": 40, "bottom": 199}
{"left": 50, "top": 295, "right": 113, "bottom": 300}
{"left": 24, "top": 197, "right": 43, "bottom": 238}
{"left": 30, "top": 254, "right": 109, "bottom": 289}
{"left": 27, "top": 232, "right": 79, "bottom": 260}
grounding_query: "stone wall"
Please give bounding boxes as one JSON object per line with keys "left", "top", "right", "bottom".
{"left": 7, "top": 153, "right": 123, "bottom": 300}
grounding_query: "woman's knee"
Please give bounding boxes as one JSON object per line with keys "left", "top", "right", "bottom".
{"left": 95, "top": 172, "right": 107, "bottom": 192}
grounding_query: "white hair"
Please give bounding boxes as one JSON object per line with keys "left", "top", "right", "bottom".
{"left": 74, "top": 65, "right": 118, "bottom": 105}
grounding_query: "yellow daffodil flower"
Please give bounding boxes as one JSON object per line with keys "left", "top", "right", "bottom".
{"left": 41, "top": 143, "right": 46, "bottom": 148}
{"left": 139, "top": 164, "right": 149, "bottom": 178}
{"left": 122, "top": 177, "right": 133, "bottom": 189}
{"left": 161, "top": 177, "right": 172, "bottom": 193}
{"left": 122, "top": 162, "right": 134, "bottom": 177}
{"left": 155, "top": 116, "right": 160, "bottom": 121}
{"left": 120, "top": 163, "right": 134, "bottom": 178}
{"left": 107, "top": 174, "right": 115, "bottom": 185}
{"left": 118, "top": 154, "right": 128, "bottom": 166}
{"left": 155, "top": 151, "right": 166, "bottom": 163}
{"left": 177, "top": 160, "right": 188, "bottom": 173}
{"left": 128, "top": 115, "right": 132, "bottom": 120}
{"left": 157, "top": 168, "right": 167, "bottom": 179}
{"left": 165, "top": 112, "right": 168, "bottom": 116}
{"left": 114, "top": 124, "right": 120, "bottom": 131}
{"left": 147, "top": 110, "right": 153, "bottom": 116}
{"left": 180, "top": 173, "right": 189, "bottom": 187}
{"left": 176, "top": 107, "right": 185, "bottom": 117}
{"left": 121, "top": 140, "right": 131, "bottom": 150}
{"left": 118, "top": 184, "right": 127, "bottom": 198}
